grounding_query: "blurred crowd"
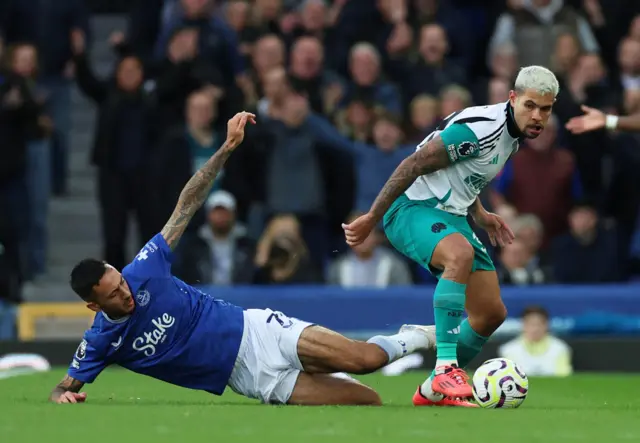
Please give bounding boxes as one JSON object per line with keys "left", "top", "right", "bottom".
{"left": 2, "top": 0, "right": 640, "bottom": 320}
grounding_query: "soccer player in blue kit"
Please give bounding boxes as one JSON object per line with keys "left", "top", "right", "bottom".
{"left": 49, "top": 112, "right": 435, "bottom": 406}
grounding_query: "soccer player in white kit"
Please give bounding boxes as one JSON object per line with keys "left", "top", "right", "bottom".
{"left": 343, "top": 66, "right": 559, "bottom": 407}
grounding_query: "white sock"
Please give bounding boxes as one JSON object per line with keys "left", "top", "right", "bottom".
{"left": 367, "top": 331, "right": 431, "bottom": 363}
{"left": 420, "top": 375, "right": 445, "bottom": 402}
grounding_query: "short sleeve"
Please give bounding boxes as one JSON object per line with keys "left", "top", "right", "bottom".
{"left": 67, "top": 336, "right": 108, "bottom": 384}
{"left": 123, "top": 233, "right": 173, "bottom": 279}
{"left": 439, "top": 123, "right": 480, "bottom": 164}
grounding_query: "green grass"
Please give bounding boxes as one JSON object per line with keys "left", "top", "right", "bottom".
{"left": 2, "top": 369, "right": 640, "bottom": 443}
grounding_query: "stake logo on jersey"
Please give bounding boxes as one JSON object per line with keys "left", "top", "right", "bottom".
{"left": 132, "top": 313, "right": 176, "bottom": 356}
{"left": 66, "top": 233, "right": 245, "bottom": 396}
{"left": 405, "top": 102, "right": 520, "bottom": 216}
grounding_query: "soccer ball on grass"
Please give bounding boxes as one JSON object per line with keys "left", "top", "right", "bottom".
{"left": 471, "top": 358, "right": 528, "bottom": 409}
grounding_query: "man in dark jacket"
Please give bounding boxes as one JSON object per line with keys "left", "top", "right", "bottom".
{"left": 71, "top": 31, "right": 164, "bottom": 270}
{"left": 173, "top": 191, "right": 256, "bottom": 285}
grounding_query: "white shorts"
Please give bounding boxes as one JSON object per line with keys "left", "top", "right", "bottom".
{"left": 227, "top": 308, "right": 313, "bottom": 404}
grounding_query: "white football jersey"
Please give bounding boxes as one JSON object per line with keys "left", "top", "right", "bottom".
{"left": 405, "top": 101, "right": 521, "bottom": 215}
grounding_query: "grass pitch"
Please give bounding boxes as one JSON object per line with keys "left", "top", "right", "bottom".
{"left": 2, "top": 369, "right": 639, "bottom": 443}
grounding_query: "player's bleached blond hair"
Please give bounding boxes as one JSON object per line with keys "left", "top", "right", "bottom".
{"left": 514, "top": 65, "right": 560, "bottom": 97}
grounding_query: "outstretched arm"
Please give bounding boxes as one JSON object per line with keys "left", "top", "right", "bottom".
{"left": 566, "top": 105, "right": 640, "bottom": 134}
{"left": 50, "top": 375, "right": 86, "bottom": 404}
{"left": 160, "top": 112, "right": 256, "bottom": 250}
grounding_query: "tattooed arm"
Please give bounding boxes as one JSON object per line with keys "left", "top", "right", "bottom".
{"left": 160, "top": 112, "right": 255, "bottom": 250}
{"left": 368, "top": 135, "right": 451, "bottom": 223}
{"left": 50, "top": 375, "right": 86, "bottom": 404}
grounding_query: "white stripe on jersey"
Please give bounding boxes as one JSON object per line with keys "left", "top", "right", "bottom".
{"left": 405, "top": 101, "right": 520, "bottom": 215}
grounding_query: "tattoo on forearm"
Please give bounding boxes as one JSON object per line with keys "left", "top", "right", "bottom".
{"left": 161, "top": 143, "right": 233, "bottom": 249}
{"left": 51, "top": 375, "right": 84, "bottom": 399}
{"left": 369, "top": 136, "right": 450, "bottom": 221}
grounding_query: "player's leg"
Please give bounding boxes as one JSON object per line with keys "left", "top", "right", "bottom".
{"left": 457, "top": 270, "right": 506, "bottom": 369}
{"left": 384, "top": 199, "right": 474, "bottom": 400}
{"left": 416, "top": 233, "right": 475, "bottom": 400}
{"left": 296, "top": 324, "right": 433, "bottom": 375}
{"left": 455, "top": 222, "right": 507, "bottom": 369}
{"left": 287, "top": 372, "right": 382, "bottom": 406}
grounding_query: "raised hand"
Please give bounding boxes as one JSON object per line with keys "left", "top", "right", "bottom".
{"left": 565, "top": 105, "right": 606, "bottom": 134}
{"left": 226, "top": 111, "right": 257, "bottom": 149}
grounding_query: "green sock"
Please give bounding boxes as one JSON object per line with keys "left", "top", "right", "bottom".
{"left": 433, "top": 278, "right": 466, "bottom": 367}
{"left": 457, "top": 319, "right": 489, "bottom": 369}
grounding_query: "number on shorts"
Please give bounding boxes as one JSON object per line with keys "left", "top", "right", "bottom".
{"left": 267, "top": 311, "right": 293, "bottom": 328}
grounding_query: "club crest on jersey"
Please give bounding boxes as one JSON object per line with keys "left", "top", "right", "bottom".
{"left": 75, "top": 339, "right": 87, "bottom": 361}
{"left": 136, "top": 290, "right": 151, "bottom": 307}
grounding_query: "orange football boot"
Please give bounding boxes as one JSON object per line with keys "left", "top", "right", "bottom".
{"left": 431, "top": 364, "right": 473, "bottom": 398}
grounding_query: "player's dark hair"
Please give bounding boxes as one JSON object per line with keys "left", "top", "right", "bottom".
{"left": 521, "top": 305, "right": 549, "bottom": 321}
{"left": 70, "top": 258, "right": 108, "bottom": 301}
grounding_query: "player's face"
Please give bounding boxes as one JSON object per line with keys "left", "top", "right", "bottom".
{"left": 510, "top": 89, "right": 555, "bottom": 139}
{"left": 87, "top": 266, "right": 135, "bottom": 318}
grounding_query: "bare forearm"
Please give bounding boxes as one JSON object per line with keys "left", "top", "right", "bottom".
{"left": 615, "top": 114, "right": 640, "bottom": 132}
{"left": 161, "top": 143, "right": 233, "bottom": 249}
{"left": 368, "top": 136, "right": 450, "bottom": 222}
{"left": 50, "top": 375, "right": 84, "bottom": 401}
{"left": 468, "top": 197, "right": 487, "bottom": 217}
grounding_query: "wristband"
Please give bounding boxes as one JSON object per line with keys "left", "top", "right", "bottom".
{"left": 605, "top": 114, "right": 619, "bottom": 131}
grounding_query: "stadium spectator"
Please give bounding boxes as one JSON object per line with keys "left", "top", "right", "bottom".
{"left": 438, "top": 84, "right": 472, "bottom": 119}
{"left": 6, "top": 43, "right": 54, "bottom": 278}
{"left": 253, "top": 214, "right": 323, "bottom": 284}
{"left": 152, "top": 27, "right": 227, "bottom": 129}
{"left": 306, "top": 109, "right": 414, "bottom": 213}
{"left": 154, "top": 90, "right": 254, "bottom": 226}
{"left": 552, "top": 32, "right": 582, "bottom": 77}
{"left": 489, "top": 0, "right": 599, "bottom": 69}
{"left": 71, "top": 30, "right": 162, "bottom": 270}
{"left": 499, "top": 306, "right": 573, "bottom": 377}
{"left": 497, "top": 239, "right": 547, "bottom": 286}
{"left": 328, "top": 213, "right": 412, "bottom": 287}
{"left": 402, "top": 23, "right": 466, "bottom": 101}
{"left": 256, "top": 66, "right": 290, "bottom": 119}
{"left": 617, "top": 37, "right": 640, "bottom": 91}
{"left": 551, "top": 200, "right": 620, "bottom": 283}
{"left": 0, "top": 0, "right": 90, "bottom": 196}
{"left": 487, "top": 77, "right": 511, "bottom": 104}
{"left": 173, "top": 191, "right": 256, "bottom": 285}
{"left": 287, "top": 36, "right": 344, "bottom": 116}
{"left": 406, "top": 94, "right": 439, "bottom": 144}
{"left": 511, "top": 214, "right": 546, "bottom": 266}
{"left": 251, "top": 34, "right": 286, "bottom": 97}
{"left": 492, "top": 115, "right": 581, "bottom": 248}
{"left": 0, "top": 48, "right": 44, "bottom": 281}
{"left": 334, "top": 95, "right": 375, "bottom": 143}
{"left": 342, "top": 42, "right": 402, "bottom": 116}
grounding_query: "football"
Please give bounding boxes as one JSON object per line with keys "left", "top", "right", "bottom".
{"left": 472, "top": 358, "right": 529, "bottom": 409}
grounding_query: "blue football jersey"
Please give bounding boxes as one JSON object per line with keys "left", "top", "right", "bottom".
{"left": 67, "top": 234, "right": 245, "bottom": 395}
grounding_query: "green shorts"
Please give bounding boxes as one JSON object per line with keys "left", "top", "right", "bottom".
{"left": 383, "top": 194, "right": 495, "bottom": 278}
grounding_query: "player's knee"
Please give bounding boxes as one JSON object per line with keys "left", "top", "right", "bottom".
{"left": 440, "top": 237, "right": 475, "bottom": 272}
{"left": 357, "top": 387, "right": 383, "bottom": 406}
